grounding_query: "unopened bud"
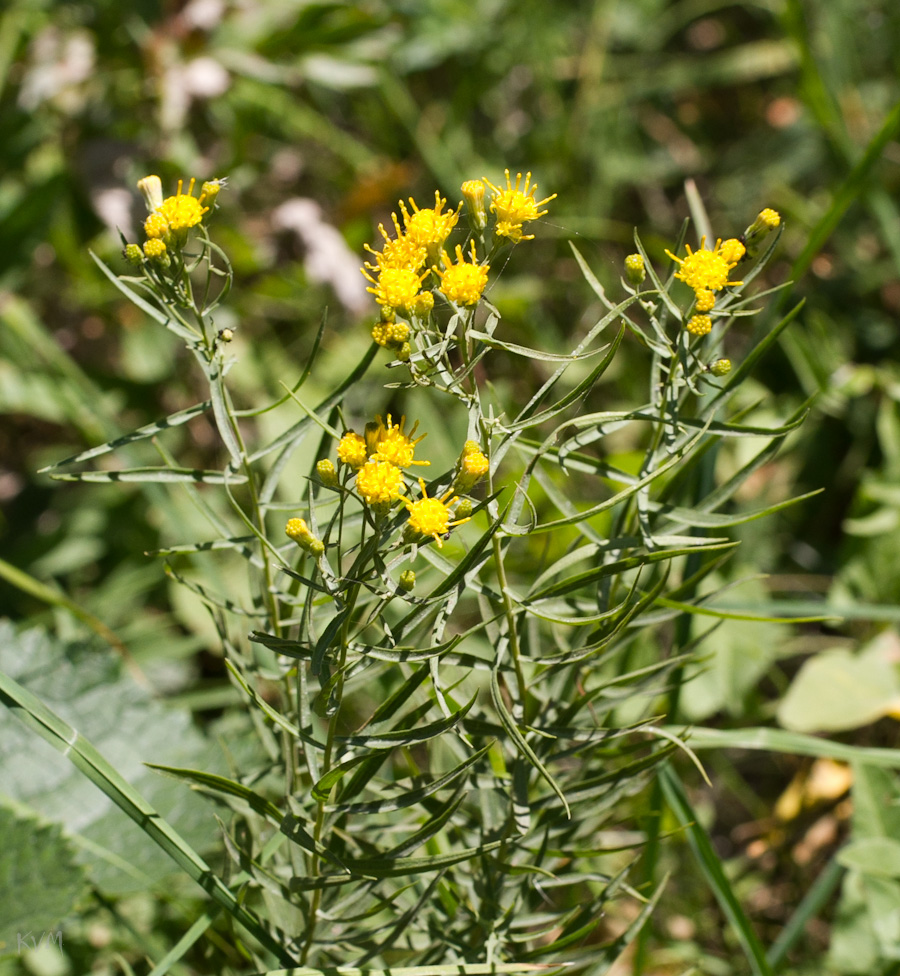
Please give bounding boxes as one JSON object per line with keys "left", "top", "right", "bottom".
{"left": 709, "top": 358, "right": 732, "bottom": 377}
{"left": 137, "top": 175, "right": 164, "bottom": 213}
{"left": 316, "top": 458, "right": 339, "bottom": 487}
{"left": 124, "top": 243, "right": 144, "bottom": 266}
{"left": 624, "top": 253, "right": 645, "bottom": 285}
{"left": 410, "top": 291, "right": 434, "bottom": 317}
{"left": 461, "top": 179, "right": 487, "bottom": 232}
{"left": 719, "top": 238, "right": 745, "bottom": 265}
{"left": 397, "top": 341, "right": 412, "bottom": 362}
{"left": 399, "top": 569, "right": 416, "bottom": 592}
{"left": 285, "top": 517, "right": 324, "bottom": 556}
{"left": 144, "top": 212, "right": 169, "bottom": 240}
{"left": 454, "top": 498, "right": 473, "bottom": 520}
{"left": 743, "top": 208, "right": 781, "bottom": 257}
{"left": 452, "top": 442, "right": 489, "bottom": 493}
{"left": 372, "top": 320, "right": 391, "bottom": 347}
{"left": 199, "top": 178, "right": 226, "bottom": 210}
{"left": 218, "top": 328, "right": 234, "bottom": 342}
{"left": 143, "top": 238, "right": 170, "bottom": 266}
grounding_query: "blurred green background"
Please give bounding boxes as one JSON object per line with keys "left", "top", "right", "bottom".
{"left": 3, "top": 0, "right": 900, "bottom": 973}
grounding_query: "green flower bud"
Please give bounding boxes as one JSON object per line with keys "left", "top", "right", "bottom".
{"left": 399, "top": 570, "right": 416, "bottom": 592}
{"left": 709, "top": 358, "right": 732, "bottom": 377}
{"left": 624, "top": 253, "right": 645, "bottom": 285}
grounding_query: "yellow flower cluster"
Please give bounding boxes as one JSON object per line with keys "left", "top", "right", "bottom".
{"left": 360, "top": 170, "right": 554, "bottom": 343}
{"left": 663, "top": 209, "right": 780, "bottom": 336}
{"left": 128, "top": 175, "right": 223, "bottom": 266}
{"left": 361, "top": 193, "right": 460, "bottom": 316}
{"left": 333, "top": 415, "right": 431, "bottom": 514}
{"left": 326, "top": 418, "right": 484, "bottom": 546}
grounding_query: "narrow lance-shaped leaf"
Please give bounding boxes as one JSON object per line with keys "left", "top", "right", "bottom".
{"left": 491, "top": 667, "right": 570, "bottom": 819}
{"left": 50, "top": 467, "right": 247, "bottom": 485}
{"left": 40, "top": 399, "right": 212, "bottom": 472}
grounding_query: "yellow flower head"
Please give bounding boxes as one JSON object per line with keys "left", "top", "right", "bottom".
{"left": 403, "top": 479, "right": 470, "bottom": 547}
{"left": 398, "top": 192, "right": 460, "bottom": 250}
{"left": 483, "top": 170, "right": 556, "bottom": 242}
{"left": 356, "top": 460, "right": 405, "bottom": 509}
{"left": 665, "top": 237, "right": 744, "bottom": 293}
{"left": 143, "top": 238, "right": 168, "bottom": 262}
{"left": 199, "top": 178, "right": 226, "bottom": 209}
{"left": 363, "top": 266, "right": 427, "bottom": 312}
{"left": 144, "top": 212, "right": 169, "bottom": 240}
{"left": 337, "top": 431, "right": 368, "bottom": 469}
{"left": 364, "top": 214, "right": 427, "bottom": 273}
{"left": 367, "top": 414, "right": 430, "bottom": 469}
{"left": 694, "top": 288, "right": 716, "bottom": 312}
{"left": 718, "top": 238, "right": 746, "bottom": 266}
{"left": 437, "top": 241, "right": 489, "bottom": 306}
{"left": 758, "top": 208, "right": 781, "bottom": 230}
{"left": 686, "top": 314, "right": 713, "bottom": 336}
{"left": 158, "top": 178, "right": 208, "bottom": 232}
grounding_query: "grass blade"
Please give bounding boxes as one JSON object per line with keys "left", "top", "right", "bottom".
{"left": 659, "top": 764, "right": 773, "bottom": 976}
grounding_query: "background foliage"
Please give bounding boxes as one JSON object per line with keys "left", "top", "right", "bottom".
{"left": 2, "top": 0, "right": 900, "bottom": 974}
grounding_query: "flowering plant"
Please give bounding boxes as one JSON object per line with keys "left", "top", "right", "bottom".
{"left": 13, "top": 169, "right": 812, "bottom": 974}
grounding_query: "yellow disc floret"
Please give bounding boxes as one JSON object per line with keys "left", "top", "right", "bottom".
{"left": 437, "top": 241, "right": 489, "bottom": 306}
{"left": 337, "top": 431, "right": 368, "bottom": 469}
{"left": 403, "top": 479, "right": 470, "bottom": 547}
{"left": 364, "top": 214, "right": 428, "bottom": 273}
{"left": 483, "top": 169, "right": 556, "bottom": 242}
{"left": 356, "top": 461, "right": 405, "bottom": 509}
{"left": 665, "top": 237, "right": 744, "bottom": 293}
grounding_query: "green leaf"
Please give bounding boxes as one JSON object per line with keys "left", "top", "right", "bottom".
{"left": 291, "top": 841, "right": 504, "bottom": 889}
{"left": 661, "top": 725, "right": 900, "bottom": 769}
{"left": 777, "top": 637, "right": 900, "bottom": 733}
{"left": 337, "top": 693, "right": 475, "bottom": 748}
{"left": 251, "top": 965, "right": 550, "bottom": 976}
{"left": 49, "top": 466, "right": 246, "bottom": 484}
{"left": 145, "top": 764, "right": 284, "bottom": 824}
{"left": 838, "top": 838, "right": 900, "bottom": 879}
{"left": 0, "top": 806, "right": 87, "bottom": 942}
{"left": 490, "top": 667, "right": 570, "bottom": 819}
{"left": 39, "top": 400, "right": 212, "bottom": 472}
